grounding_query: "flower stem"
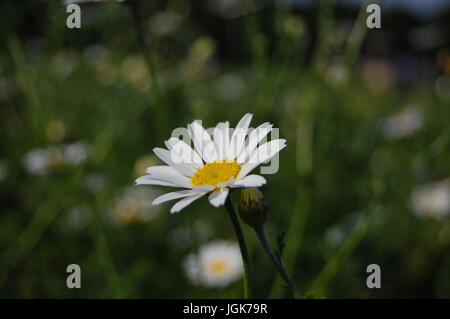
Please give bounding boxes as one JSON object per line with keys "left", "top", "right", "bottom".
{"left": 225, "top": 196, "right": 251, "bottom": 299}
{"left": 254, "top": 225, "right": 303, "bottom": 298}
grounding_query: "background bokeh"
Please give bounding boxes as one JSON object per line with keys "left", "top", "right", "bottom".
{"left": 0, "top": 0, "right": 449, "bottom": 298}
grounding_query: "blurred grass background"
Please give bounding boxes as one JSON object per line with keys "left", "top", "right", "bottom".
{"left": 0, "top": 0, "right": 449, "bottom": 298}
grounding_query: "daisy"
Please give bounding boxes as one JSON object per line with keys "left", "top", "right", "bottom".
{"left": 381, "top": 105, "right": 424, "bottom": 139}
{"left": 135, "top": 113, "right": 286, "bottom": 213}
{"left": 184, "top": 240, "right": 243, "bottom": 288}
{"left": 410, "top": 180, "right": 450, "bottom": 220}
{"left": 112, "top": 187, "right": 162, "bottom": 225}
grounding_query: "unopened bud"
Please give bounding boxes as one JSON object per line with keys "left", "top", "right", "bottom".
{"left": 238, "top": 188, "right": 269, "bottom": 228}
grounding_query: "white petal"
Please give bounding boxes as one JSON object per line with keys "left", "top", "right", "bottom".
{"left": 203, "top": 141, "right": 218, "bottom": 163}
{"left": 208, "top": 188, "right": 229, "bottom": 207}
{"left": 153, "top": 147, "right": 197, "bottom": 177}
{"left": 145, "top": 165, "right": 192, "bottom": 188}
{"left": 236, "top": 122, "right": 273, "bottom": 163}
{"left": 170, "top": 193, "right": 205, "bottom": 213}
{"left": 213, "top": 121, "right": 229, "bottom": 160}
{"left": 231, "top": 174, "right": 267, "bottom": 188}
{"left": 217, "top": 177, "right": 235, "bottom": 188}
{"left": 165, "top": 137, "right": 203, "bottom": 167}
{"left": 188, "top": 122, "right": 217, "bottom": 163}
{"left": 227, "top": 113, "right": 253, "bottom": 160}
{"left": 238, "top": 139, "right": 286, "bottom": 178}
{"left": 193, "top": 184, "right": 215, "bottom": 192}
{"left": 135, "top": 176, "right": 180, "bottom": 187}
{"left": 153, "top": 190, "right": 196, "bottom": 205}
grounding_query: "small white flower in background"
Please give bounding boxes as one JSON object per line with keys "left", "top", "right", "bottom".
{"left": 184, "top": 240, "right": 243, "bottom": 288}
{"left": 136, "top": 113, "right": 286, "bottom": 213}
{"left": 381, "top": 105, "right": 424, "bottom": 139}
{"left": 112, "top": 187, "right": 162, "bottom": 225}
{"left": 63, "top": 141, "right": 91, "bottom": 164}
{"left": 23, "top": 149, "right": 51, "bottom": 175}
{"left": 410, "top": 180, "right": 450, "bottom": 220}
{"left": 22, "top": 147, "right": 64, "bottom": 175}
{"left": 23, "top": 142, "right": 90, "bottom": 175}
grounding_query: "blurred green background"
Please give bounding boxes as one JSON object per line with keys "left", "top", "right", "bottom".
{"left": 0, "top": 0, "right": 449, "bottom": 298}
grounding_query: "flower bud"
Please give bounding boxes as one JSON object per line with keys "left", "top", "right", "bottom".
{"left": 238, "top": 188, "right": 269, "bottom": 229}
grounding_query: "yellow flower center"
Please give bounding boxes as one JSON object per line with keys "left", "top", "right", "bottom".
{"left": 190, "top": 160, "right": 241, "bottom": 187}
{"left": 208, "top": 260, "right": 230, "bottom": 275}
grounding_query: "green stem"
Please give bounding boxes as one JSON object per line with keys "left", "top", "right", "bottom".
{"left": 225, "top": 196, "right": 251, "bottom": 299}
{"left": 255, "top": 226, "right": 303, "bottom": 298}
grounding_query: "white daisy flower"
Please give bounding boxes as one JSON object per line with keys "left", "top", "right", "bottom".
{"left": 62, "top": 141, "right": 90, "bottom": 164}
{"left": 112, "top": 187, "right": 162, "bottom": 225}
{"left": 410, "top": 180, "right": 450, "bottom": 220}
{"left": 184, "top": 240, "right": 243, "bottom": 288}
{"left": 135, "top": 113, "right": 286, "bottom": 213}
{"left": 22, "top": 147, "right": 64, "bottom": 175}
{"left": 381, "top": 105, "right": 424, "bottom": 139}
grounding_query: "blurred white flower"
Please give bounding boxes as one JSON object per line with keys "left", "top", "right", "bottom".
{"left": 410, "top": 180, "right": 450, "bottom": 220}
{"left": 22, "top": 147, "right": 64, "bottom": 175}
{"left": 22, "top": 142, "right": 90, "bottom": 175}
{"left": 184, "top": 240, "right": 243, "bottom": 287}
{"left": 381, "top": 105, "right": 424, "bottom": 139}
{"left": 112, "top": 187, "right": 162, "bottom": 224}
{"left": 63, "top": 141, "right": 91, "bottom": 164}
